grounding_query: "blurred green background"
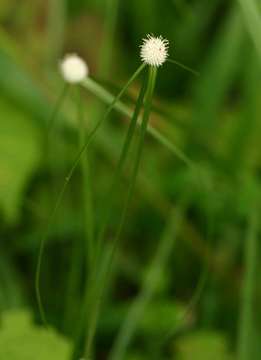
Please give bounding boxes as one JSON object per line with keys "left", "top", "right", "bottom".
{"left": 0, "top": 0, "right": 261, "bottom": 359}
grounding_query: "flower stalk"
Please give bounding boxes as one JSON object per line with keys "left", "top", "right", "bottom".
{"left": 84, "top": 65, "right": 158, "bottom": 359}
{"left": 35, "top": 60, "right": 145, "bottom": 326}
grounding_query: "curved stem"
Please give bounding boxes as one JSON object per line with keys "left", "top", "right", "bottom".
{"left": 237, "top": 211, "right": 258, "bottom": 360}
{"left": 84, "top": 66, "right": 157, "bottom": 359}
{"left": 109, "top": 207, "right": 184, "bottom": 360}
{"left": 167, "top": 58, "right": 200, "bottom": 76}
{"left": 94, "top": 71, "right": 148, "bottom": 266}
{"left": 35, "top": 64, "right": 145, "bottom": 325}
{"left": 82, "top": 76, "right": 193, "bottom": 166}
{"left": 77, "top": 87, "right": 95, "bottom": 272}
{"left": 47, "top": 84, "right": 69, "bottom": 134}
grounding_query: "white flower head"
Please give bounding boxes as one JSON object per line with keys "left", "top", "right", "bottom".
{"left": 140, "top": 35, "right": 169, "bottom": 67}
{"left": 60, "top": 54, "right": 88, "bottom": 83}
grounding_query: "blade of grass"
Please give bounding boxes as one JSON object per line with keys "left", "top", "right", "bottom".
{"left": 84, "top": 66, "right": 158, "bottom": 359}
{"left": 77, "top": 87, "right": 95, "bottom": 273}
{"left": 161, "top": 268, "right": 208, "bottom": 345}
{"left": 94, "top": 71, "right": 149, "bottom": 265}
{"left": 167, "top": 58, "right": 200, "bottom": 76}
{"left": 237, "top": 211, "right": 258, "bottom": 360}
{"left": 82, "top": 77, "right": 193, "bottom": 166}
{"left": 45, "top": 84, "right": 70, "bottom": 198}
{"left": 35, "top": 63, "right": 145, "bottom": 325}
{"left": 99, "top": 0, "right": 119, "bottom": 76}
{"left": 155, "top": 193, "right": 214, "bottom": 349}
{"left": 71, "top": 71, "right": 148, "bottom": 357}
{"left": 188, "top": 8, "right": 243, "bottom": 144}
{"left": 46, "top": 84, "right": 69, "bottom": 134}
{"left": 46, "top": 0, "right": 66, "bottom": 66}
{"left": 109, "top": 207, "right": 184, "bottom": 360}
{"left": 237, "top": 0, "right": 261, "bottom": 60}
{"left": 63, "top": 87, "right": 95, "bottom": 332}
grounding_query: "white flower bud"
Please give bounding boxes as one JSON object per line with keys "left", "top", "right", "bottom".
{"left": 140, "top": 35, "right": 169, "bottom": 67}
{"left": 60, "top": 54, "right": 88, "bottom": 83}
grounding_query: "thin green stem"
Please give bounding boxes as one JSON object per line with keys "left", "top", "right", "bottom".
{"left": 99, "top": 0, "right": 119, "bottom": 77}
{"left": 47, "top": 84, "right": 69, "bottom": 134}
{"left": 237, "top": 0, "right": 261, "bottom": 61}
{"left": 72, "top": 68, "right": 148, "bottom": 360}
{"left": 35, "top": 83, "right": 69, "bottom": 327}
{"left": 82, "top": 76, "right": 193, "bottom": 166}
{"left": 155, "top": 198, "right": 212, "bottom": 348}
{"left": 46, "top": 0, "right": 66, "bottom": 66}
{"left": 84, "top": 66, "right": 158, "bottom": 359}
{"left": 109, "top": 207, "right": 184, "bottom": 360}
{"left": 35, "top": 64, "right": 145, "bottom": 325}
{"left": 77, "top": 87, "right": 95, "bottom": 273}
{"left": 63, "top": 87, "right": 95, "bottom": 332}
{"left": 63, "top": 235, "right": 84, "bottom": 333}
{"left": 110, "top": 66, "right": 157, "bottom": 263}
{"left": 167, "top": 58, "right": 200, "bottom": 76}
{"left": 237, "top": 211, "right": 258, "bottom": 360}
{"left": 94, "top": 71, "right": 148, "bottom": 265}
{"left": 45, "top": 84, "right": 69, "bottom": 199}
{"left": 162, "top": 268, "right": 207, "bottom": 343}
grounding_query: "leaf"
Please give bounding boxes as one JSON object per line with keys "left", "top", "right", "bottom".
{"left": 0, "top": 253, "right": 25, "bottom": 308}
{"left": 0, "top": 96, "right": 41, "bottom": 224}
{"left": 237, "top": 0, "right": 261, "bottom": 60}
{"left": 190, "top": 8, "right": 243, "bottom": 141}
{"left": 0, "top": 310, "right": 72, "bottom": 360}
{"left": 125, "top": 353, "right": 144, "bottom": 360}
{"left": 175, "top": 331, "right": 234, "bottom": 360}
{"left": 100, "top": 300, "right": 185, "bottom": 337}
{"left": 0, "top": 0, "right": 11, "bottom": 20}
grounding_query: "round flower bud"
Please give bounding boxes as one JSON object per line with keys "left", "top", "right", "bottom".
{"left": 60, "top": 54, "right": 88, "bottom": 83}
{"left": 140, "top": 35, "right": 169, "bottom": 67}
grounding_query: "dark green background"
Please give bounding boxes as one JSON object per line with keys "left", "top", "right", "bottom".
{"left": 0, "top": 0, "right": 260, "bottom": 359}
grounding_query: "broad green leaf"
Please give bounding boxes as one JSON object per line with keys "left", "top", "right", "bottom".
{"left": 238, "top": 0, "right": 261, "bottom": 60}
{"left": 0, "top": 0, "right": 10, "bottom": 20}
{"left": 100, "top": 300, "right": 184, "bottom": 337}
{"left": 175, "top": 331, "right": 234, "bottom": 360}
{"left": 0, "top": 97, "right": 41, "bottom": 223}
{"left": 0, "top": 310, "right": 72, "bottom": 360}
{"left": 190, "top": 8, "right": 243, "bottom": 142}
{"left": 125, "top": 353, "right": 144, "bottom": 360}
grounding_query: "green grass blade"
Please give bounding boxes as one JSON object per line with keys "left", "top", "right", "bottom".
{"left": 94, "top": 71, "right": 149, "bottom": 264}
{"left": 109, "top": 207, "right": 184, "bottom": 360}
{"left": 71, "top": 71, "right": 148, "bottom": 359}
{"left": 110, "top": 66, "right": 157, "bottom": 259}
{"left": 84, "top": 66, "right": 157, "bottom": 359}
{"left": 237, "top": 0, "right": 261, "bottom": 60}
{"left": 63, "top": 87, "right": 95, "bottom": 332}
{"left": 46, "top": 0, "right": 66, "bottom": 65}
{"left": 237, "top": 212, "right": 258, "bottom": 360}
{"left": 99, "top": 0, "right": 119, "bottom": 76}
{"left": 35, "top": 63, "right": 145, "bottom": 325}
{"left": 82, "top": 75, "right": 193, "bottom": 166}
{"left": 167, "top": 58, "right": 200, "bottom": 76}
{"left": 46, "top": 84, "right": 69, "bottom": 134}
{"left": 77, "top": 87, "right": 95, "bottom": 272}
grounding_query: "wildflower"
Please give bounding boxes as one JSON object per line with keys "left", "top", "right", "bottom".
{"left": 60, "top": 54, "right": 88, "bottom": 83}
{"left": 140, "top": 35, "right": 169, "bottom": 67}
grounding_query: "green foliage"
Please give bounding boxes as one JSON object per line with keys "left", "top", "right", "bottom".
{"left": 0, "top": 97, "right": 41, "bottom": 224}
{"left": 100, "top": 300, "right": 184, "bottom": 337}
{"left": 175, "top": 331, "right": 233, "bottom": 360}
{"left": 0, "top": 0, "right": 260, "bottom": 359}
{"left": 0, "top": 310, "right": 72, "bottom": 359}
{"left": 237, "top": 0, "right": 261, "bottom": 60}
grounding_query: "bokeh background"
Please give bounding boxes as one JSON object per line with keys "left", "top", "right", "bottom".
{"left": 0, "top": 0, "right": 261, "bottom": 359}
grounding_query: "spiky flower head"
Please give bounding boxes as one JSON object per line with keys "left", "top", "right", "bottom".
{"left": 60, "top": 54, "right": 88, "bottom": 83}
{"left": 140, "top": 35, "right": 169, "bottom": 67}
